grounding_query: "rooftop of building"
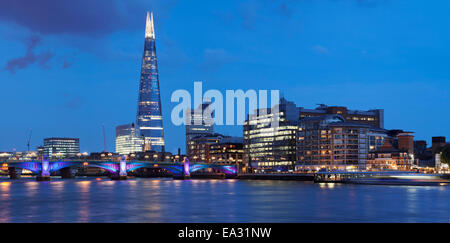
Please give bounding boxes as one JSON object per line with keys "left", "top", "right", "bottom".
{"left": 387, "top": 129, "right": 414, "bottom": 137}
{"left": 191, "top": 133, "right": 228, "bottom": 141}
{"left": 300, "top": 114, "right": 387, "bottom": 132}
{"left": 298, "top": 104, "right": 383, "bottom": 115}
{"left": 44, "top": 137, "right": 79, "bottom": 141}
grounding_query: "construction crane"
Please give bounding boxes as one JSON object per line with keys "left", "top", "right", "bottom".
{"left": 102, "top": 123, "right": 107, "bottom": 152}
{"left": 26, "top": 128, "right": 32, "bottom": 152}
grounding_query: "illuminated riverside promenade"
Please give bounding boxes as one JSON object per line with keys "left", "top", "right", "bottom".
{"left": 1, "top": 157, "right": 237, "bottom": 181}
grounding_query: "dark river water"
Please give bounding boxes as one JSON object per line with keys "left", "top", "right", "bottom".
{"left": 0, "top": 177, "right": 449, "bottom": 223}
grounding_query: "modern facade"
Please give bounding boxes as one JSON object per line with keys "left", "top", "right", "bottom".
{"left": 115, "top": 123, "right": 144, "bottom": 155}
{"left": 296, "top": 115, "right": 387, "bottom": 171}
{"left": 188, "top": 133, "right": 226, "bottom": 163}
{"left": 186, "top": 134, "right": 244, "bottom": 165}
{"left": 136, "top": 12, "right": 165, "bottom": 152}
{"left": 298, "top": 104, "right": 384, "bottom": 129}
{"left": 243, "top": 98, "right": 298, "bottom": 171}
{"left": 43, "top": 138, "right": 80, "bottom": 159}
{"left": 209, "top": 137, "right": 244, "bottom": 165}
{"left": 186, "top": 101, "right": 214, "bottom": 156}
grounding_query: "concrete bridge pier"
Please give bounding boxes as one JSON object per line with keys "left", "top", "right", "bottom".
{"left": 173, "top": 158, "right": 191, "bottom": 180}
{"left": 111, "top": 156, "right": 128, "bottom": 180}
{"left": 111, "top": 174, "right": 128, "bottom": 180}
{"left": 60, "top": 167, "right": 75, "bottom": 179}
{"left": 8, "top": 167, "right": 22, "bottom": 180}
{"left": 36, "top": 175, "right": 51, "bottom": 181}
{"left": 37, "top": 157, "right": 51, "bottom": 181}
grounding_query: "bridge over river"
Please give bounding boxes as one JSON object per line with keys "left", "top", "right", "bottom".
{"left": 1, "top": 157, "right": 237, "bottom": 181}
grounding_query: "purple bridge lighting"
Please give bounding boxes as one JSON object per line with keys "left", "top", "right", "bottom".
{"left": 2, "top": 156, "right": 238, "bottom": 180}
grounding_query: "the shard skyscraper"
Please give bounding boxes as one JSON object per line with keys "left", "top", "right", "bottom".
{"left": 136, "top": 12, "right": 165, "bottom": 152}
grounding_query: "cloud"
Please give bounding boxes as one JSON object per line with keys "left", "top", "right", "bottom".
{"left": 199, "top": 48, "right": 233, "bottom": 73}
{"left": 214, "top": 0, "right": 296, "bottom": 30}
{"left": 356, "top": 0, "right": 389, "bottom": 7}
{"left": 62, "top": 60, "right": 72, "bottom": 69}
{"left": 312, "top": 45, "right": 329, "bottom": 55}
{"left": 0, "top": 0, "right": 178, "bottom": 71}
{"left": 238, "top": 1, "right": 261, "bottom": 30}
{"left": 158, "top": 36, "right": 191, "bottom": 68}
{"left": 63, "top": 93, "right": 83, "bottom": 110}
{"left": 0, "top": 0, "right": 177, "bottom": 37}
{"left": 278, "top": 2, "right": 294, "bottom": 18}
{"left": 4, "top": 35, "right": 54, "bottom": 73}
{"left": 219, "top": 0, "right": 388, "bottom": 30}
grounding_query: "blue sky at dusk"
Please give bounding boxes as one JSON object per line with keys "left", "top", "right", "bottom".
{"left": 0, "top": 0, "right": 449, "bottom": 154}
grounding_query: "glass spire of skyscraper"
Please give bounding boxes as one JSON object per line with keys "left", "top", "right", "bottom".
{"left": 136, "top": 12, "right": 165, "bottom": 152}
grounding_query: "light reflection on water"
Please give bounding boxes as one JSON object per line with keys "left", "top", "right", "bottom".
{"left": 0, "top": 177, "right": 449, "bottom": 223}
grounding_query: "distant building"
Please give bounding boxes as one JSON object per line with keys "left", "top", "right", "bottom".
{"left": 429, "top": 136, "right": 449, "bottom": 169}
{"left": 209, "top": 137, "right": 244, "bottom": 165}
{"left": 296, "top": 115, "right": 387, "bottom": 171}
{"left": 298, "top": 104, "right": 384, "bottom": 129}
{"left": 87, "top": 152, "right": 117, "bottom": 161}
{"left": 397, "top": 132, "right": 414, "bottom": 154}
{"left": 386, "top": 130, "right": 416, "bottom": 166}
{"left": 132, "top": 151, "right": 174, "bottom": 162}
{"left": 0, "top": 152, "right": 12, "bottom": 160}
{"left": 414, "top": 140, "right": 434, "bottom": 167}
{"left": 188, "top": 133, "right": 226, "bottom": 163}
{"left": 431, "top": 136, "right": 447, "bottom": 153}
{"left": 44, "top": 138, "right": 80, "bottom": 159}
{"left": 366, "top": 130, "right": 416, "bottom": 170}
{"left": 244, "top": 98, "right": 298, "bottom": 171}
{"left": 186, "top": 101, "right": 214, "bottom": 157}
{"left": 432, "top": 136, "right": 446, "bottom": 145}
{"left": 37, "top": 146, "right": 44, "bottom": 158}
{"left": 414, "top": 140, "right": 427, "bottom": 155}
{"left": 367, "top": 138, "right": 412, "bottom": 171}
{"left": 115, "top": 123, "right": 144, "bottom": 155}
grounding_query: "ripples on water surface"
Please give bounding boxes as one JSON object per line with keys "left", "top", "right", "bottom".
{"left": 0, "top": 177, "right": 449, "bottom": 223}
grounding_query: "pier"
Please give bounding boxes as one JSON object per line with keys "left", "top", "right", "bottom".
{"left": 314, "top": 171, "right": 450, "bottom": 186}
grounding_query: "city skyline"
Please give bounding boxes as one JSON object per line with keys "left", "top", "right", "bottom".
{"left": 1, "top": 0, "right": 450, "bottom": 226}
{"left": 0, "top": 0, "right": 449, "bottom": 153}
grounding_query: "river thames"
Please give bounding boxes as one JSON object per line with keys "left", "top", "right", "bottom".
{"left": 0, "top": 177, "right": 449, "bottom": 223}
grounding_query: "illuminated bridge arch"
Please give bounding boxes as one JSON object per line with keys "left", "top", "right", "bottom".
{"left": 48, "top": 161, "right": 120, "bottom": 174}
{"left": 126, "top": 162, "right": 184, "bottom": 175}
{"left": 4, "top": 160, "right": 237, "bottom": 177}
{"left": 6, "top": 162, "right": 42, "bottom": 174}
{"left": 189, "top": 164, "right": 237, "bottom": 175}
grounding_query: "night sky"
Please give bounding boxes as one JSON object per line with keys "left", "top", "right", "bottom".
{"left": 0, "top": 0, "right": 449, "bottom": 154}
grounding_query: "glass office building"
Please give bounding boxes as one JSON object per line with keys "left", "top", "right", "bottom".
{"left": 136, "top": 12, "right": 165, "bottom": 152}
{"left": 243, "top": 98, "right": 299, "bottom": 171}
{"left": 43, "top": 138, "right": 80, "bottom": 159}
{"left": 115, "top": 123, "right": 144, "bottom": 155}
{"left": 185, "top": 101, "right": 214, "bottom": 156}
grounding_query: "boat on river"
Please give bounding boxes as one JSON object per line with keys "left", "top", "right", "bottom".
{"left": 314, "top": 171, "right": 450, "bottom": 186}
